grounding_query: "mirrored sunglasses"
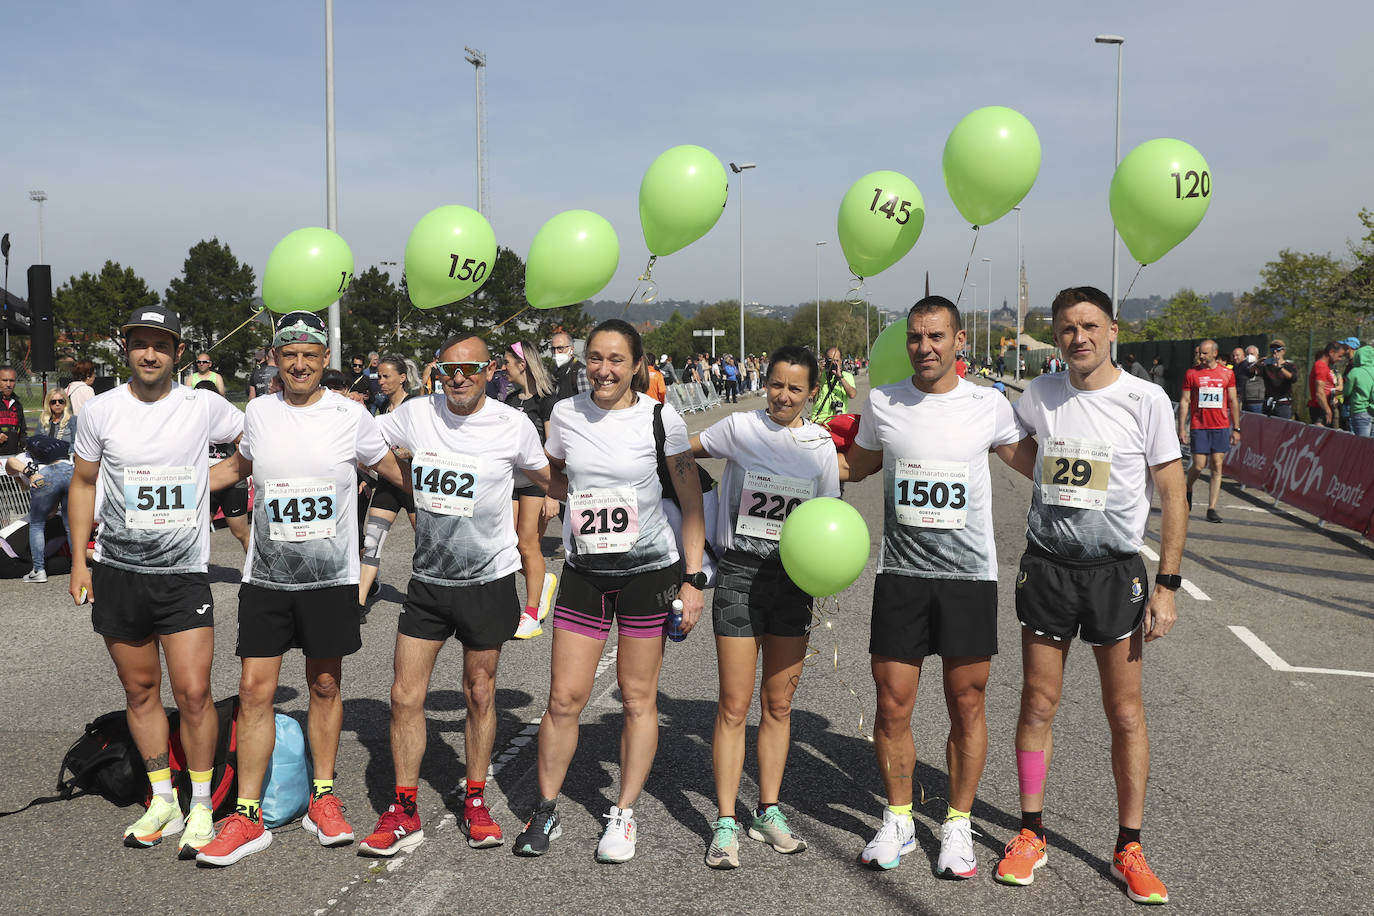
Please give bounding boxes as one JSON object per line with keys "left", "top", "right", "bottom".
{"left": 435, "top": 360, "right": 489, "bottom": 378}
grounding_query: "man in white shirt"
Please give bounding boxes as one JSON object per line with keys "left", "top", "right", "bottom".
{"left": 67, "top": 304, "right": 244, "bottom": 857}
{"left": 842, "top": 296, "right": 1031, "bottom": 879}
{"left": 359, "top": 334, "right": 553, "bottom": 857}
{"left": 995, "top": 286, "right": 1186, "bottom": 905}
{"left": 197, "top": 311, "right": 405, "bottom": 867}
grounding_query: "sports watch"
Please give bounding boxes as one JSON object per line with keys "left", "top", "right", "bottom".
{"left": 1154, "top": 574, "right": 1182, "bottom": 590}
{"left": 682, "top": 571, "right": 708, "bottom": 590}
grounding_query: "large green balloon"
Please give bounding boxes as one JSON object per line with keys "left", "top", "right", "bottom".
{"left": 778, "top": 497, "right": 870, "bottom": 597}
{"left": 526, "top": 210, "right": 620, "bottom": 310}
{"left": 262, "top": 228, "right": 355, "bottom": 314}
{"left": 1110, "top": 138, "right": 1212, "bottom": 265}
{"left": 941, "top": 106, "right": 1042, "bottom": 226}
{"left": 638, "top": 145, "right": 729, "bottom": 257}
{"left": 836, "top": 171, "right": 925, "bottom": 279}
{"left": 404, "top": 206, "right": 497, "bottom": 310}
{"left": 867, "top": 319, "right": 914, "bottom": 388}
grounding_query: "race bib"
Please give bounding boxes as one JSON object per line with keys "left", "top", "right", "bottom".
{"left": 1039, "top": 438, "right": 1112, "bottom": 511}
{"left": 735, "top": 471, "right": 814, "bottom": 541}
{"left": 123, "top": 465, "right": 197, "bottom": 530}
{"left": 411, "top": 450, "right": 479, "bottom": 517}
{"left": 263, "top": 476, "right": 337, "bottom": 541}
{"left": 893, "top": 459, "right": 969, "bottom": 529}
{"left": 1197, "top": 387, "right": 1224, "bottom": 409}
{"left": 568, "top": 488, "right": 639, "bottom": 554}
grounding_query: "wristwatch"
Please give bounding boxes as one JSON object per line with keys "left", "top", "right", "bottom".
{"left": 682, "top": 571, "right": 708, "bottom": 590}
{"left": 1154, "top": 574, "right": 1182, "bottom": 590}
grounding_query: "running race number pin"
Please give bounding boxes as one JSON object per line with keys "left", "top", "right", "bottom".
{"left": 411, "top": 450, "right": 479, "bottom": 517}
{"left": 893, "top": 458, "right": 969, "bottom": 529}
{"left": 736, "top": 471, "right": 814, "bottom": 541}
{"left": 1039, "top": 437, "right": 1112, "bottom": 510}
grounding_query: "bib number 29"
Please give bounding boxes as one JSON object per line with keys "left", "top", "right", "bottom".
{"left": 1049, "top": 458, "right": 1091, "bottom": 487}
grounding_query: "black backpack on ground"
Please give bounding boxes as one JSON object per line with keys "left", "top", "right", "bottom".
{"left": 56, "top": 711, "right": 146, "bottom": 806}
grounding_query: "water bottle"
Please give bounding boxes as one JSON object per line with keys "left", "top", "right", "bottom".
{"left": 667, "top": 599, "right": 687, "bottom": 642}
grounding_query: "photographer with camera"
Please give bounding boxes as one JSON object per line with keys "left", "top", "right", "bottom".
{"left": 809, "top": 347, "right": 857, "bottom": 425}
{"left": 1261, "top": 339, "right": 1297, "bottom": 419}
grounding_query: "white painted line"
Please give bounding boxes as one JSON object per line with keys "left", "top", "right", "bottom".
{"left": 1228, "top": 626, "right": 1374, "bottom": 679}
{"left": 1179, "top": 578, "right": 1211, "bottom": 601}
{"left": 1139, "top": 544, "right": 1159, "bottom": 561}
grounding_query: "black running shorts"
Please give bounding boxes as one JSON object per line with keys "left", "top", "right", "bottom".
{"left": 236, "top": 583, "right": 362, "bottom": 659}
{"left": 712, "top": 550, "right": 812, "bottom": 639}
{"left": 399, "top": 574, "right": 521, "bottom": 649}
{"left": 1014, "top": 545, "right": 1148, "bottom": 646}
{"left": 209, "top": 480, "right": 249, "bottom": 519}
{"left": 369, "top": 477, "right": 415, "bottom": 515}
{"left": 552, "top": 562, "right": 682, "bottom": 640}
{"left": 868, "top": 573, "right": 998, "bottom": 660}
{"left": 90, "top": 563, "right": 214, "bottom": 641}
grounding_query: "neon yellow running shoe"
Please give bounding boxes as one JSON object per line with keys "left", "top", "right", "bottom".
{"left": 177, "top": 803, "right": 216, "bottom": 860}
{"left": 123, "top": 794, "right": 184, "bottom": 848}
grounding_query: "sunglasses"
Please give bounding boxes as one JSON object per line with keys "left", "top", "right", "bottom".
{"left": 49, "top": 399, "right": 65, "bottom": 405}
{"left": 435, "top": 360, "right": 490, "bottom": 378}
{"left": 196, "top": 360, "right": 211, "bottom": 365}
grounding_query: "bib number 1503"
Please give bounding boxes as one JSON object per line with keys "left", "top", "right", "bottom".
{"left": 895, "top": 479, "right": 966, "bottom": 509}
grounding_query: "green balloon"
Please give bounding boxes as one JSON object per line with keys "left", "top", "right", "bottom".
{"left": 867, "top": 319, "right": 914, "bottom": 388}
{"left": 404, "top": 206, "right": 497, "bottom": 310}
{"left": 262, "top": 227, "right": 354, "bottom": 314}
{"left": 942, "top": 106, "right": 1041, "bottom": 226}
{"left": 778, "top": 497, "right": 870, "bottom": 597}
{"left": 638, "top": 145, "right": 729, "bottom": 257}
{"left": 1110, "top": 138, "right": 1212, "bottom": 265}
{"left": 526, "top": 210, "right": 620, "bottom": 310}
{"left": 836, "top": 171, "right": 925, "bottom": 279}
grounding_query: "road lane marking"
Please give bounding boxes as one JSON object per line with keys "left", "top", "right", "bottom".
{"left": 1228, "top": 626, "right": 1374, "bottom": 678}
{"left": 1140, "top": 543, "right": 1211, "bottom": 600}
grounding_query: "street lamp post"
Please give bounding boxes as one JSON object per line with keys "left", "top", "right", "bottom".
{"left": 814, "top": 241, "right": 826, "bottom": 355}
{"left": 969, "top": 282, "right": 977, "bottom": 364}
{"left": 982, "top": 257, "right": 993, "bottom": 365}
{"left": 324, "top": 1, "right": 342, "bottom": 369}
{"left": 729, "top": 162, "right": 756, "bottom": 362}
{"left": 1014, "top": 206, "right": 1023, "bottom": 380}
{"left": 1096, "top": 33, "right": 1125, "bottom": 361}
{"left": 29, "top": 191, "right": 48, "bottom": 264}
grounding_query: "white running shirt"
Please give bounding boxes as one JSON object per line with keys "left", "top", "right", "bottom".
{"left": 855, "top": 377, "right": 1024, "bottom": 580}
{"left": 379, "top": 394, "right": 547, "bottom": 585}
{"left": 546, "top": 392, "right": 686, "bottom": 575}
{"left": 239, "top": 390, "right": 389, "bottom": 589}
{"left": 698, "top": 409, "right": 840, "bottom": 559}
{"left": 75, "top": 384, "right": 244, "bottom": 574}
{"left": 1014, "top": 370, "right": 1181, "bottom": 559}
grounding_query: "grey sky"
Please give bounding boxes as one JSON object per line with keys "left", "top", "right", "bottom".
{"left": 5, "top": 1, "right": 1371, "bottom": 320}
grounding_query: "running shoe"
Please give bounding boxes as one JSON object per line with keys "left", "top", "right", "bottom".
{"left": 303, "top": 792, "right": 355, "bottom": 847}
{"left": 123, "top": 794, "right": 184, "bottom": 848}
{"left": 537, "top": 572, "right": 558, "bottom": 621}
{"left": 195, "top": 813, "right": 273, "bottom": 866}
{"left": 514, "top": 612, "right": 542, "bottom": 640}
{"left": 462, "top": 796, "right": 504, "bottom": 848}
{"left": 21, "top": 568, "right": 46, "bottom": 583}
{"left": 177, "top": 803, "right": 216, "bottom": 861}
{"left": 595, "top": 805, "right": 637, "bottom": 863}
{"left": 1112, "top": 842, "right": 1169, "bottom": 904}
{"left": 1206, "top": 508, "right": 1223, "bottom": 524}
{"left": 995, "top": 828, "right": 1047, "bottom": 886}
{"left": 859, "top": 808, "right": 915, "bottom": 869}
{"left": 704, "top": 816, "right": 740, "bottom": 869}
{"left": 747, "top": 805, "right": 807, "bottom": 854}
{"left": 513, "top": 802, "right": 560, "bottom": 857}
{"left": 936, "top": 817, "right": 977, "bottom": 879}
{"left": 359, "top": 804, "right": 424, "bottom": 857}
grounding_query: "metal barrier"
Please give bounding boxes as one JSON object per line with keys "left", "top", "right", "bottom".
{"left": 0, "top": 475, "right": 31, "bottom": 528}
{"left": 665, "top": 381, "right": 724, "bottom": 414}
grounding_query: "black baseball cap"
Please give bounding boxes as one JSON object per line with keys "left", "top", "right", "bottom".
{"left": 121, "top": 305, "right": 182, "bottom": 339}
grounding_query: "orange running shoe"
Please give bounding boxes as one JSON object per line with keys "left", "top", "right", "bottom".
{"left": 1112, "top": 842, "right": 1169, "bottom": 904}
{"left": 304, "top": 792, "right": 355, "bottom": 847}
{"left": 995, "top": 828, "right": 1048, "bottom": 886}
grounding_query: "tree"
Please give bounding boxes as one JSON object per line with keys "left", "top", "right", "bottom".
{"left": 164, "top": 239, "right": 259, "bottom": 382}
{"left": 53, "top": 261, "right": 160, "bottom": 366}
{"left": 341, "top": 266, "right": 414, "bottom": 361}
{"left": 1251, "top": 249, "right": 1346, "bottom": 331}
{"left": 1142, "top": 288, "right": 1215, "bottom": 340}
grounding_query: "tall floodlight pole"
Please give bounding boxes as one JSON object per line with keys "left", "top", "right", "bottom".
{"left": 464, "top": 47, "right": 489, "bottom": 219}
{"left": 324, "top": 1, "right": 341, "bottom": 369}
{"left": 1014, "top": 206, "right": 1023, "bottom": 379}
{"left": 814, "top": 241, "right": 826, "bottom": 355}
{"left": 982, "top": 257, "right": 993, "bottom": 364}
{"left": 1096, "top": 34, "right": 1125, "bottom": 361}
{"left": 729, "top": 162, "right": 756, "bottom": 360}
{"left": 29, "top": 191, "right": 48, "bottom": 264}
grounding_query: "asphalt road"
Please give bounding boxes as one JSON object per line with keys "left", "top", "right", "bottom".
{"left": 1, "top": 377, "right": 1370, "bottom": 915}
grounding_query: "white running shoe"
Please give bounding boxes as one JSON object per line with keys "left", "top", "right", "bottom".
{"left": 514, "top": 612, "right": 542, "bottom": 640}
{"left": 936, "top": 817, "right": 978, "bottom": 878}
{"left": 537, "top": 572, "right": 558, "bottom": 621}
{"left": 595, "top": 805, "right": 637, "bottom": 863}
{"left": 859, "top": 808, "right": 915, "bottom": 870}
{"left": 22, "top": 568, "right": 47, "bottom": 583}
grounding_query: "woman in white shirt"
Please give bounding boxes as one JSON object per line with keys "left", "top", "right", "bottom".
{"left": 515, "top": 319, "right": 706, "bottom": 864}
{"left": 690, "top": 345, "right": 839, "bottom": 868}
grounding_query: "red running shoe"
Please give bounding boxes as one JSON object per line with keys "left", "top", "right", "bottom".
{"left": 359, "top": 804, "right": 424, "bottom": 857}
{"left": 462, "top": 795, "right": 504, "bottom": 848}
{"left": 304, "top": 792, "right": 355, "bottom": 847}
{"left": 195, "top": 813, "right": 273, "bottom": 867}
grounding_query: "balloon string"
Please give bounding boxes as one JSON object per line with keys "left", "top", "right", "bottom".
{"left": 622, "top": 256, "right": 658, "bottom": 315}
{"left": 177, "top": 307, "right": 266, "bottom": 377}
{"left": 845, "top": 273, "right": 866, "bottom": 307}
{"left": 803, "top": 593, "right": 873, "bottom": 742}
{"left": 490, "top": 306, "right": 529, "bottom": 331}
{"left": 953, "top": 226, "right": 981, "bottom": 305}
{"left": 1119, "top": 263, "right": 1146, "bottom": 309}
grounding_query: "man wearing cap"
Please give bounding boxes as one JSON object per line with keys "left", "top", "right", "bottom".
{"left": 67, "top": 305, "right": 245, "bottom": 857}
{"left": 1178, "top": 339, "right": 1240, "bottom": 524}
{"left": 196, "top": 310, "right": 405, "bottom": 867}
{"left": 1261, "top": 341, "right": 1297, "bottom": 418}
